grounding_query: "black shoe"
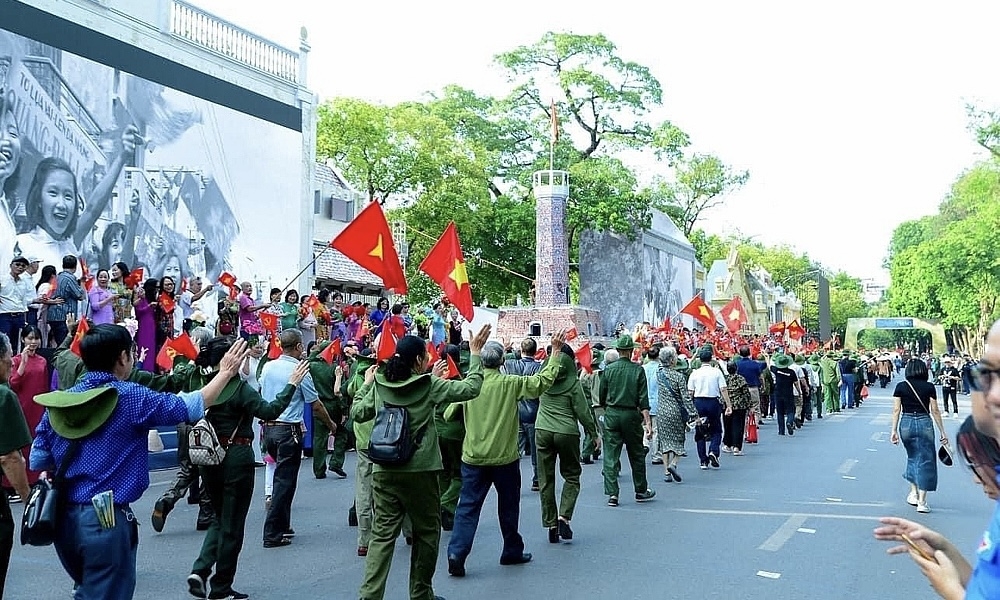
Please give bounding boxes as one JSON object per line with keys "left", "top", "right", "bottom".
{"left": 209, "top": 592, "right": 249, "bottom": 600}
{"left": 581, "top": 457, "right": 593, "bottom": 465}
{"left": 447, "top": 556, "right": 466, "bottom": 577}
{"left": 441, "top": 510, "right": 454, "bottom": 532}
{"left": 593, "top": 452, "right": 601, "bottom": 461}
{"left": 187, "top": 494, "right": 200, "bottom": 505}
{"left": 315, "top": 472, "right": 327, "bottom": 479}
{"left": 530, "top": 481, "right": 539, "bottom": 492}
{"left": 500, "top": 553, "right": 532, "bottom": 566}
{"left": 329, "top": 466, "right": 348, "bottom": 479}
{"left": 405, "top": 536, "right": 413, "bottom": 546}
{"left": 666, "top": 466, "right": 682, "bottom": 482}
{"left": 187, "top": 573, "right": 207, "bottom": 598}
{"left": 651, "top": 457, "right": 663, "bottom": 465}
{"left": 151, "top": 498, "right": 172, "bottom": 533}
{"left": 283, "top": 528, "right": 295, "bottom": 538}
{"left": 708, "top": 454, "right": 720, "bottom": 468}
{"left": 263, "top": 538, "right": 292, "bottom": 548}
{"left": 635, "top": 489, "right": 656, "bottom": 502}
{"left": 349, "top": 505, "right": 358, "bottom": 527}
{"left": 607, "top": 496, "right": 619, "bottom": 507}
{"left": 558, "top": 520, "right": 573, "bottom": 540}
{"left": 548, "top": 527, "right": 560, "bottom": 543}
{"left": 788, "top": 426, "right": 794, "bottom": 436}
{"left": 196, "top": 520, "right": 212, "bottom": 531}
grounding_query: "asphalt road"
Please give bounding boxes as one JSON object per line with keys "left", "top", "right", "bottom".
{"left": 7, "top": 378, "right": 993, "bottom": 600}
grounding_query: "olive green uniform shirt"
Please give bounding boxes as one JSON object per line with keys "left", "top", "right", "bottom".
{"left": 599, "top": 359, "right": 649, "bottom": 411}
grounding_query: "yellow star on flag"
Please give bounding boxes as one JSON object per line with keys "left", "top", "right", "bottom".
{"left": 369, "top": 234, "right": 384, "bottom": 259}
{"left": 699, "top": 306, "right": 710, "bottom": 317}
{"left": 728, "top": 309, "right": 741, "bottom": 321}
{"left": 449, "top": 259, "right": 469, "bottom": 288}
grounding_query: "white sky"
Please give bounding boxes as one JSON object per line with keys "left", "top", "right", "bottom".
{"left": 197, "top": 0, "right": 999, "bottom": 284}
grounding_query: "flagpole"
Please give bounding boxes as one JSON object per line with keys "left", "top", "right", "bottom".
{"left": 280, "top": 246, "right": 330, "bottom": 293}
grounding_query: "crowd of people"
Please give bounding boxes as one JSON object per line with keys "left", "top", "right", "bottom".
{"left": 2, "top": 249, "right": 1000, "bottom": 599}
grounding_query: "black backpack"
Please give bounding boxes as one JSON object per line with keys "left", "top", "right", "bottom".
{"left": 368, "top": 398, "right": 425, "bottom": 466}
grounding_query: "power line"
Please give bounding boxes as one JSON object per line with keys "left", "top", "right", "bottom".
{"left": 405, "top": 225, "right": 534, "bottom": 282}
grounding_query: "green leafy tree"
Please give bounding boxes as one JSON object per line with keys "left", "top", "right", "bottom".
{"left": 650, "top": 153, "right": 750, "bottom": 236}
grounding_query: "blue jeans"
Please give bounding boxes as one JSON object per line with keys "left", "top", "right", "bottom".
{"left": 840, "top": 374, "right": 855, "bottom": 408}
{"left": 693, "top": 398, "right": 722, "bottom": 463}
{"left": 775, "top": 395, "right": 796, "bottom": 434}
{"left": 900, "top": 413, "right": 938, "bottom": 491}
{"left": 0, "top": 313, "right": 25, "bottom": 352}
{"left": 447, "top": 461, "right": 524, "bottom": 563}
{"left": 518, "top": 421, "right": 538, "bottom": 485}
{"left": 55, "top": 504, "right": 138, "bottom": 600}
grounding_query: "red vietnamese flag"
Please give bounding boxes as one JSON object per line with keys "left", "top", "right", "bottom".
{"left": 660, "top": 316, "right": 673, "bottom": 334}
{"left": 787, "top": 319, "right": 805, "bottom": 340}
{"left": 418, "top": 222, "right": 474, "bottom": 322}
{"left": 69, "top": 317, "right": 89, "bottom": 357}
{"left": 155, "top": 343, "right": 177, "bottom": 371}
{"left": 375, "top": 319, "right": 397, "bottom": 362}
{"left": 79, "top": 257, "right": 94, "bottom": 292}
{"left": 769, "top": 321, "right": 786, "bottom": 335}
{"left": 218, "top": 271, "right": 237, "bottom": 288}
{"left": 444, "top": 354, "right": 461, "bottom": 379}
{"left": 170, "top": 333, "right": 199, "bottom": 361}
{"left": 565, "top": 327, "right": 578, "bottom": 342}
{"left": 534, "top": 349, "right": 547, "bottom": 361}
{"left": 124, "top": 267, "right": 144, "bottom": 290}
{"left": 319, "top": 338, "right": 341, "bottom": 365}
{"left": 259, "top": 311, "right": 279, "bottom": 333}
{"left": 330, "top": 201, "right": 407, "bottom": 293}
{"left": 679, "top": 295, "right": 717, "bottom": 330}
{"left": 159, "top": 292, "right": 176, "bottom": 314}
{"left": 426, "top": 341, "right": 440, "bottom": 364}
{"left": 575, "top": 342, "right": 593, "bottom": 374}
{"left": 720, "top": 296, "right": 748, "bottom": 334}
{"left": 306, "top": 295, "right": 321, "bottom": 310}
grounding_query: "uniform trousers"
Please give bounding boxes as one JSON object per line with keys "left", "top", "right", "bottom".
{"left": 535, "top": 429, "right": 583, "bottom": 527}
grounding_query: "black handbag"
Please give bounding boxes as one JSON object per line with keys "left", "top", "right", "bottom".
{"left": 21, "top": 440, "right": 80, "bottom": 546}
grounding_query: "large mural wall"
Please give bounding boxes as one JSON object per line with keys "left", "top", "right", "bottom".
{"left": 0, "top": 27, "right": 302, "bottom": 284}
{"left": 579, "top": 210, "right": 695, "bottom": 335}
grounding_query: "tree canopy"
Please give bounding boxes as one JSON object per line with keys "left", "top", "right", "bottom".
{"left": 315, "top": 31, "right": 770, "bottom": 310}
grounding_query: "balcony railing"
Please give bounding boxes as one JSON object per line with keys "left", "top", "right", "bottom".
{"left": 169, "top": 0, "right": 299, "bottom": 84}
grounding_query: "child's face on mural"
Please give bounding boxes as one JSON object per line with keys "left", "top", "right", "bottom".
{"left": 40, "top": 169, "right": 77, "bottom": 238}
{"left": 0, "top": 107, "right": 20, "bottom": 185}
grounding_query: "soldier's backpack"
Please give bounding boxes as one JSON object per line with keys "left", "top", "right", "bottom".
{"left": 368, "top": 393, "right": 425, "bottom": 466}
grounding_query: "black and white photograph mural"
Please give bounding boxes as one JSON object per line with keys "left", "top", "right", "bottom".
{"left": 642, "top": 243, "right": 693, "bottom": 327}
{"left": 0, "top": 28, "right": 301, "bottom": 282}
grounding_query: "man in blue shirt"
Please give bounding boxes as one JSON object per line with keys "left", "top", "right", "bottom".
{"left": 735, "top": 346, "right": 765, "bottom": 420}
{"left": 46, "top": 255, "right": 85, "bottom": 346}
{"left": 259, "top": 328, "right": 335, "bottom": 548}
{"left": 642, "top": 347, "right": 662, "bottom": 464}
{"left": 29, "top": 325, "right": 247, "bottom": 600}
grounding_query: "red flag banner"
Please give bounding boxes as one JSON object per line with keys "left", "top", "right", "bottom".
{"left": 330, "top": 201, "right": 408, "bottom": 293}
{"left": 319, "top": 339, "right": 341, "bottom": 365}
{"left": 417, "top": 222, "right": 474, "bottom": 321}
{"left": 426, "top": 341, "right": 440, "bottom": 364}
{"left": 679, "top": 295, "right": 717, "bottom": 330}
{"left": 444, "top": 354, "right": 461, "bottom": 379}
{"left": 769, "top": 321, "right": 786, "bottom": 335}
{"left": 79, "top": 257, "right": 94, "bottom": 292}
{"left": 155, "top": 342, "right": 177, "bottom": 371}
{"left": 218, "top": 271, "right": 237, "bottom": 288}
{"left": 170, "top": 333, "right": 199, "bottom": 361}
{"left": 376, "top": 319, "right": 397, "bottom": 362}
{"left": 259, "top": 311, "right": 279, "bottom": 333}
{"left": 534, "top": 349, "right": 547, "bottom": 361}
{"left": 124, "top": 267, "right": 144, "bottom": 290}
{"left": 267, "top": 334, "right": 282, "bottom": 360}
{"left": 720, "top": 296, "right": 747, "bottom": 334}
{"left": 69, "top": 318, "right": 89, "bottom": 357}
{"left": 575, "top": 342, "right": 593, "bottom": 374}
{"left": 158, "top": 292, "right": 176, "bottom": 314}
{"left": 787, "top": 320, "right": 805, "bottom": 340}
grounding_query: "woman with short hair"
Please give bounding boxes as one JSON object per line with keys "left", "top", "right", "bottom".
{"left": 890, "top": 358, "right": 948, "bottom": 513}
{"left": 655, "top": 346, "right": 697, "bottom": 482}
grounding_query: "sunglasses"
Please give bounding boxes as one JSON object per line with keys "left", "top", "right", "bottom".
{"left": 970, "top": 364, "right": 1000, "bottom": 392}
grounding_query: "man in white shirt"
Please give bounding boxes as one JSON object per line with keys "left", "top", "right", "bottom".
{"left": 687, "top": 348, "right": 733, "bottom": 469}
{"left": 0, "top": 256, "right": 37, "bottom": 352}
{"left": 179, "top": 277, "right": 214, "bottom": 320}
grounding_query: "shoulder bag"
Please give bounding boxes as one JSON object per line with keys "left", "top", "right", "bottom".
{"left": 21, "top": 439, "right": 81, "bottom": 546}
{"left": 189, "top": 410, "right": 244, "bottom": 467}
{"left": 903, "top": 380, "right": 953, "bottom": 467}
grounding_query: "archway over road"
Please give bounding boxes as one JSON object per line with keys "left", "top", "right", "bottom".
{"left": 844, "top": 317, "right": 947, "bottom": 355}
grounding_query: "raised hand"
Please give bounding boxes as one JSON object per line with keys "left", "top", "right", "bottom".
{"left": 289, "top": 360, "right": 310, "bottom": 386}
{"left": 431, "top": 360, "right": 449, "bottom": 378}
{"left": 469, "top": 324, "right": 492, "bottom": 355}
{"left": 549, "top": 329, "right": 567, "bottom": 354}
{"left": 219, "top": 338, "right": 249, "bottom": 376}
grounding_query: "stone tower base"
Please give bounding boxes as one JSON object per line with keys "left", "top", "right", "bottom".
{"left": 495, "top": 305, "right": 606, "bottom": 345}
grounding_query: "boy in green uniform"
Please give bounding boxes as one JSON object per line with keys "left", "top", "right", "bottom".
{"left": 307, "top": 341, "right": 347, "bottom": 479}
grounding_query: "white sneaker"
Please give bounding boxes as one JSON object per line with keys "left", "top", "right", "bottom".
{"left": 906, "top": 491, "right": 918, "bottom": 506}
{"left": 916, "top": 502, "right": 930, "bottom": 513}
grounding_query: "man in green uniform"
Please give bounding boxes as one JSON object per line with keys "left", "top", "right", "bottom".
{"left": 599, "top": 335, "right": 656, "bottom": 507}
{"left": 308, "top": 341, "right": 347, "bottom": 479}
{"left": 0, "top": 332, "right": 31, "bottom": 598}
{"left": 819, "top": 351, "right": 841, "bottom": 414}
{"left": 580, "top": 348, "right": 604, "bottom": 464}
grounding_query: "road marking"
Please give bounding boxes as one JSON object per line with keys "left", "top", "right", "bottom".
{"left": 673, "top": 508, "right": 880, "bottom": 521}
{"left": 718, "top": 497, "right": 755, "bottom": 502}
{"left": 866, "top": 448, "right": 878, "bottom": 452}
{"left": 759, "top": 514, "right": 809, "bottom": 551}
{"left": 842, "top": 476, "right": 857, "bottom": 480}
{"left": 756, "top": 571, "right": 782, "bottom": 579}
{"left": 825, "top": 497, "right": 842, "bottom": 502}
{"left": 836, "top": 459, "right": 858, "bottom": 475}
{"left": 871, "top": 431, "right": 889, "bottom": 443}
{"left": 799, "top": 500, "right": 889, "bottom": 508}
{"left": 797, "top": 528, "right": 816, "bottom": 534}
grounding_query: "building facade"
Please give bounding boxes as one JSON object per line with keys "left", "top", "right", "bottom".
{"left": 704, "top": 246, "right": 802, "bottom": 336}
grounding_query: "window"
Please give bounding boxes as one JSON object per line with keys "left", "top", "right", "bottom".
{"left": 313, "top": 190, "right": 321, "bottom": 215}
{"left": 587, "top": 322, "right": 594, "bottom": 336}
{"left": 529, "top": 322, "right": 542, "bottom": 337}
{"left": 714, "top": 278, "right": 724, "bottom": 294}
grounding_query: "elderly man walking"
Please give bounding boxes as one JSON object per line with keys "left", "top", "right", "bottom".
{"left": 444, "top": 332, "right": 566, "bottom": 578}
{"left": 599, "top": 335, "right": 656, "bottom": 507}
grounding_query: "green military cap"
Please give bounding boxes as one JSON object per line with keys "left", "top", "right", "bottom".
{"left": 794, "top": 354, "right": 806, "bottom": 365}
{"left": 34, "top": 387, "right": 120, "bottom": 440}
{"left": 807, "top": 354, "right": 821, "bottom": 365}
{"left": 676, "top": 356, "right": 690, "bottom": 371}
{"left": 772, "top": 353, "right": 793, "bottom": 368}
{"left": 614, "top": 335, "right": 635, "bottom": 350}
